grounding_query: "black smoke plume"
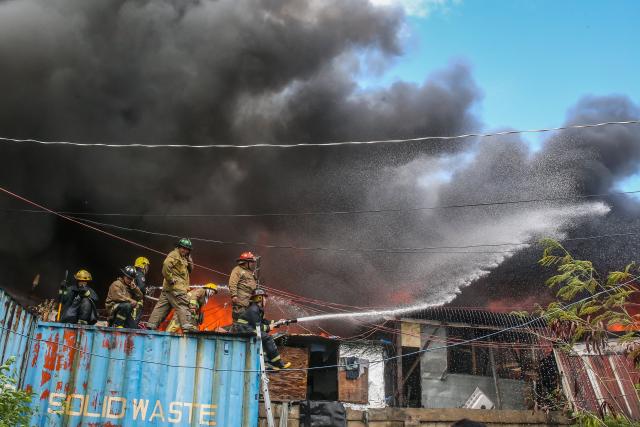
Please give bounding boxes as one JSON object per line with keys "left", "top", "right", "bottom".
{"left": 1, "top": 1, "right": 639, "bottom": 327}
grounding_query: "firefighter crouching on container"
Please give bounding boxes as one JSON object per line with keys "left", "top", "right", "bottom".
{"left": 60, "top": 269, "right": 99, "bottom": 325}
{"left": 166, "top": 283, "right": 218, "bottom": 333}
{"left": 231, "top": 289, "right": 291, "bottom": 370}
{"left": 147, "top": 238, "right": 197, "bottom": 332}
{"left": 105, "top": 266, "right": 144, "bottom": 328}
{"left": 229, "top": 251, "right": 258, "bottom": 321}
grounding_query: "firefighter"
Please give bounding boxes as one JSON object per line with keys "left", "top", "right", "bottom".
{"left": 105, "top": 266, "right": 144, "bottom": 328}
{"left": 229, "top": 251, "right": 258, "bottom": 321}
{"left": 147, "top": 238, "right": 197, "bottom": 332}
{"left": 132, "top": 256, "right": 150, "bottom": 324}
{"left": 166, "top": 283, "right": 218, "bottom": 333}
{"left": 60, "top": 269, "right": 99, "bottom": 325}
{"left": 231, "top": 289, "right": 291, "bottom": 370}
{"left": 133, "top": 256, "right": 150, "bottom": 293}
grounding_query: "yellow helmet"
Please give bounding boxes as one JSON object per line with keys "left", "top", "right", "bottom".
{"left": 74, "top": 269, "right": 92, "bottom": 281}
{"left": 203, "top": 283, "right": 218, "bottom": 292}
{"left": 134, "top": 257, "right": 150, "bottom": 269}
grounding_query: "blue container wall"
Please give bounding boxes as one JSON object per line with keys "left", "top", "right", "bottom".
{"left": 23, "top": 323, "right": 260, "bottom": 427}
{"left": 0, "top": 288, "right": 36, "bottom": 381}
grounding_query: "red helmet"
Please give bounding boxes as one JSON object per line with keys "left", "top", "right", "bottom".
{"left": 237, "top": 251, "right": 257, "bottom": 262}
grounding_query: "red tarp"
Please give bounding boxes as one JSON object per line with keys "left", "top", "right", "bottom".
{"left": 158, "top": 294, "right": 233, "bottom": 332}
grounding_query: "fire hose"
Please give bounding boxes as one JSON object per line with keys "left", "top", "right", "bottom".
{"left": 145, "top": 284, "right": 229, "bottom": 292}
{"left": 271, "top": 318, "right": 297, "bottom": 328}
{"left": 144, "top": 284, "right": 229, "bottom": 301}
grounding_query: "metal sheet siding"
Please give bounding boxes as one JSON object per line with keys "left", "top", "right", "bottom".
{"left": 23, "top": 322, "right": 260, "bottom": 427}
{"left": 554, "top": 349, "right": 640, "bottom": 420}
{"left": 0, "top": 289, "right": 36, "bottom": 381}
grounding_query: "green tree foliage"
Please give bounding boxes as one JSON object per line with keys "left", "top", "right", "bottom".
{"left": 538, "top": 239, "right": 639, "bottom": 359}
{"left": 0, "top": 357, "right": 33, "bottom": 427}
{"left": 537, "top": 240, "right": 640, "bottom": 425}
{"left": 572, "top": 412, "right": 639, "bottom": 427}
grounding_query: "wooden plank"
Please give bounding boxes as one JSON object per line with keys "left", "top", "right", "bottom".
{"left": 338, "top": 364, "right": 369, "bottom": 403}
{"left": 395, "top": 326, "right": 404, "bottom": 407}
{"left": 489, "top": 347, "right": 503, "bottom": 410}
{"left": 268, "top": 346, "right": 309, "bottom": 401}
{"left": 400, "top": 321, "right": 421, "bottom": 348}
{"left": 261, "top": 405, "right": 571, "bottom": 424}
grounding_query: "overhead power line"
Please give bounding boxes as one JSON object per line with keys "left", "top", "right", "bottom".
{"left": 62, "top": 215, "right": 522, "bottom": 254}
{"left": 2, "top": 189, "right": 639, "bottom": 219}
{"left": 13, "top": 210, "right": 640, "bottom": 254}
{"left": 0, "top": 275, "right": 635, "bottom": 373}
{"left": 0, "top": 185, "right": 230, "bottom": 279}
{"left": 0, "top": 119, "right": 638, "bottom": 149}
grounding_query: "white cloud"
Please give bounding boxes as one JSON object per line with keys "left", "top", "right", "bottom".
{"left": 370, "top": 0, "right": 461, "bottom": 17}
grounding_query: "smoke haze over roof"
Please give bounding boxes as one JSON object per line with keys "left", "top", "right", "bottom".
{"left": 1, "top": 0, "right": 639, "bottom": 324}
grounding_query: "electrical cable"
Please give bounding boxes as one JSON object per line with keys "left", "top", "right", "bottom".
{"left": 4, "top": 204, "right": 638, "bottom": 253}
{"left": 3, "top": 183, "right": 637, "bottom": 319}
{"left": 3, "top": 189, "right": 638, "bottom": 218}
{"left": 0, "top": 183, "right": 375, "bottom": 313}
{"left": 1, "top": 186, "right": 636, "bottom": 368}
{"left": 1, "top": 119, "right": 638, "bottom": 149}
{"left": 60, "top": 215, "right": 518, "bottom": 254}
{"left": 1, "top": 274, "right": 634, "bottom": 373}
{"left": 0, "top": 185, "right": 230, "bottom": 279}
{"left": 40, "top": 213, "right": 640, "bottom": 254}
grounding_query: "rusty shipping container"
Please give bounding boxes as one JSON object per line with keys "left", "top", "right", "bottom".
{"left": 0, "top": 289, "right": 36, "bottom": 380}
{"left": 19, "top": 321, "right": 261, "bottom": 426}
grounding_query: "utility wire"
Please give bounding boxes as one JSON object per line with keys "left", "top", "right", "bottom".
{"left": 23, "top": 212, "right": 640, "bottom": 254}
{"left": 0, "top": 184, "right": 377, "bottom": 310}
{"left": 1, "top": 275, "right": 636, "bottom": 373}
{"left": 1, "top": 119, "right": 638, "bottom": 149}
{"left": 2, "top": 189, "right": 638, "bottom": 219}
{"left": 0, "top": 185, "right": 230, "bottom": 279}
{"left": 2, "top": 184, "right": 639, "bottom": 324}
{"left": 62, "top": 216, "right": 519, "bottom": 254}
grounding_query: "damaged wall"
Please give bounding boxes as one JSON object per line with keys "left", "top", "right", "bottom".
{"left": 420, "top": 324, "right": 532, "bottom": 410}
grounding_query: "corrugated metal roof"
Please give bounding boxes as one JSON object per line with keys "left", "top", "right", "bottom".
{"left": 0, "top": 288, "right": 36, "bottom": 381}
{"left": 405, "top": 307, "right": 546, "bottom": 328}
{"left": 554, "top": 343, "right": 640, "bottom": 420}
{"left": 20, "top": 322, "right": 261, "bottom": 426}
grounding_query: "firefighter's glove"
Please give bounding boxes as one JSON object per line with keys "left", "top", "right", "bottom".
{"left": 83, "top": 290, "right": 91, "bottom": 298}
{"left": 272, "top": 319, "right": 289, "bottom": 328}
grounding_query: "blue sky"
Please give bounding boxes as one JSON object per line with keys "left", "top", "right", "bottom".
{"left": 364, "top": 0, "right": 640, "bottom": 190}
{"left": 365, "top": 0, "right": 639, "bottom": 132}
